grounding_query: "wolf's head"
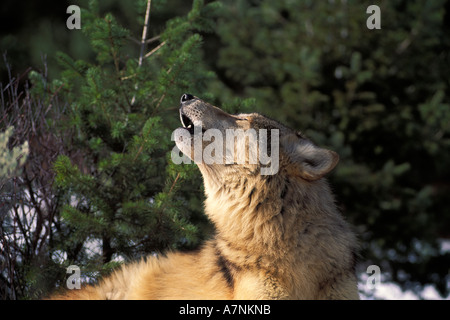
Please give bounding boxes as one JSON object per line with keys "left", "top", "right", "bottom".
{"left": 173, "top": 94, "right": 338, "bottom": 187}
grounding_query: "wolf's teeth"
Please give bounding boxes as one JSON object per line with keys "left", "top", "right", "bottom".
{"left": 187, "top": 125, "right": 192, "bottom": 129}
{"left": 180, "top": 111, "right": 185, "bottom": 127}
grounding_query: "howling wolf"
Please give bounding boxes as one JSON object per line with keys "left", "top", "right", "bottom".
{"left": 51, "top": 94, "right": 359, "bottom": 300}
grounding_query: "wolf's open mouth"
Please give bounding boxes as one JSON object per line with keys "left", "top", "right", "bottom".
{"left": 180, "top": 109, "right": 195, "bottom": 134}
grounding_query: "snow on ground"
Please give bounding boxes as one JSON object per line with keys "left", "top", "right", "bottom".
{"left": 359, "top": 280, "right": 449, "bottom": 300}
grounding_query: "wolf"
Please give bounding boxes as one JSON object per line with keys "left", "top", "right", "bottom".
{"left": 51, "top": 94, "right": 359, "bottom": 300}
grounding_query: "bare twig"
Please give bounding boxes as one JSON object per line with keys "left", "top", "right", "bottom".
{"left": 127, "top": 35, "right": 160, "bottom": 46}
{"left": 168, "top": 173, "right": 181, "bottom": 195}
{"left": 138, "top": 0, "right": 152, "bottom": 68}
{"left": 144, "top": 41, "right": 166, "bottom": 59}
{"left": 131, "top": 0, "right": 152, "bottom": 106}
{"left": 127, "top": 36, "right": 141, "bottom": 45}
{"left": 145, "top": 35, "right": 161, "bottom": 44}
{"left": 122, "top": 40, "right": 166, "bottom": 82}
{"left": 0, "top": 54, "right": 81, "bottom": 299}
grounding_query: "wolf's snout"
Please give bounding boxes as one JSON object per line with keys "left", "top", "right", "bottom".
{"left": 180, "top": 93, "right": 195, "bottom": 103}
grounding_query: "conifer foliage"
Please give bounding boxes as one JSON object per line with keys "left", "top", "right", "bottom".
{"left": 1, "top": 0, "right": 220, "bottom": 299}
{"left": 211, "top": 0, "right": 450, "bottom": 298}
{"left": 54, "top": 0, "right": 219, "bottom": 265}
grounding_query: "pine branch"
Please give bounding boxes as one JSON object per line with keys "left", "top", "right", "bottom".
{"left": 151, "top": 40, "right": 195, "bottom": 115}
{"left": 105, "top": 17, "right": 132, "bottom": 113}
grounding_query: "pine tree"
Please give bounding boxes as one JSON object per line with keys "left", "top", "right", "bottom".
{"left": 52, "top": 0, "right": 221, "bottom": 282}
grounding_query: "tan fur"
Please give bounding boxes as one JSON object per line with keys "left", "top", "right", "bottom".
{"left": 50, "top": 95, "right": 359, "bottom": 300}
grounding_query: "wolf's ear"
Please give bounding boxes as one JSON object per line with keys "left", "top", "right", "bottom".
{"left": 281, "top": 134, "right": 339, "bottom": 181}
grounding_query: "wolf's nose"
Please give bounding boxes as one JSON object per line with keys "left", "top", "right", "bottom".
{"left": 180, "top": 93, "right": 194, "bottom": 103}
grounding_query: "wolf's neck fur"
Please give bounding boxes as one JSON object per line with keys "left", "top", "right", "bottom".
{"left": 200, "top": 164, "right": 350, "bottom": 275}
